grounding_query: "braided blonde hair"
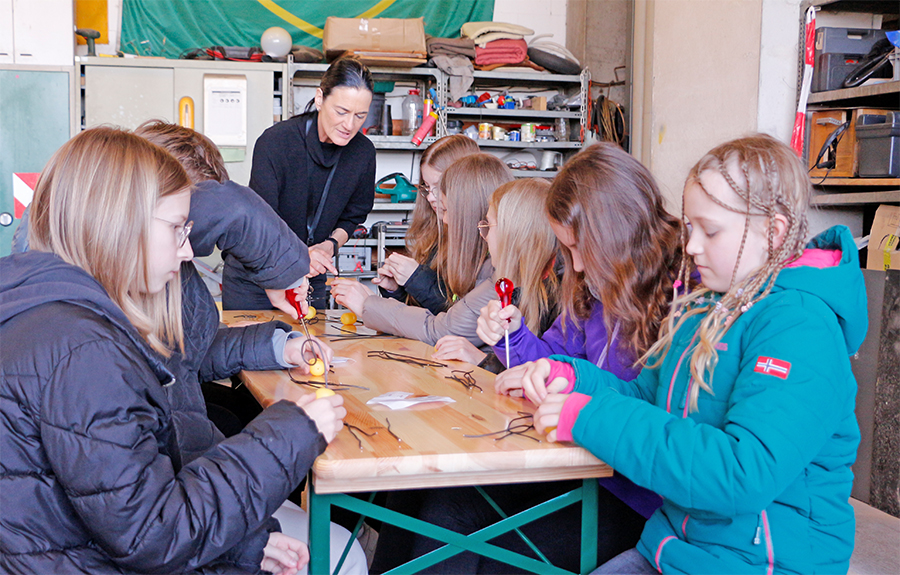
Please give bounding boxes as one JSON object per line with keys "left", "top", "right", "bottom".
{"left": 644, "top": 134, "right": 810, "bottom": 411}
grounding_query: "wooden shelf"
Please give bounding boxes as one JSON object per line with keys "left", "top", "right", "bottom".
{"left": 371, "top": 202, "right": 415, "bottom": 211}
{"left": 808, "top": 0, "right": 900, "bottom": 14}
{"left": 512, "top": 170, "right": 557, "bottom": 178}
{"left": 475, "top": 140, "right": 582, "bottom": 149}
{"left": 812, "top": 177, "right": 900, "bottom": 187}
{"left": 812, "top": 190, "right": 900, "bottom": 206}
{"left": 808, "top": 81, "right": 900, "bottom": 105}
{"left": 446, "top": 108, "right": 580, "bottom": 119}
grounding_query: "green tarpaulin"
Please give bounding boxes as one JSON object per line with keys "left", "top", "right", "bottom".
{"left": 121, "top": 0, "right": 494, "bottom": 59}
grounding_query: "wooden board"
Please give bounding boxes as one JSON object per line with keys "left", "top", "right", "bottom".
{"left": 221, "top": 310, "right": 612, "bottom": 494}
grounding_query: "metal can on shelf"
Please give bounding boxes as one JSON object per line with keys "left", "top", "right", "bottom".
{"left": 492, "top": 126, "right": 508, "bottom": 140}
{"left": 508, "top": 130, "right": 521, "bottom": 141}
{"left": 521, "top": 123, "right": 536, "bottom": 142}
{"left": 478, "top": 122, "right": 493, "bottom": 140}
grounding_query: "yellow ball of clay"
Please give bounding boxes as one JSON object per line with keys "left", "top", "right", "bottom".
{"left": 315, "top": 387, "right": 335, "bottom": 399}
{"left": 304, "top": 306, "right": 317, "bottom": 320}
{"left": 309, "top": 358, "right": 325, "bottom": 376}
{"left": 340, "top": 312, "right": 357, "bottom": 325}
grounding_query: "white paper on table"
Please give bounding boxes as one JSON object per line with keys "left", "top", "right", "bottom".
{"left": 366, "top": 391, "right": 456, "bottom": 410}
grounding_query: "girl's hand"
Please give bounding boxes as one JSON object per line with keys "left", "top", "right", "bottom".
{"left": 261, "top": 532, "right": 309, "bottom": 575}
{"left": 383, "top": 253, "right": 419, "bottom": 285}
{"left": 284, "top": 335, "right": 334, "bottom": 371}
{"left": 432, "top": 335, "right": 487, "bottom": 365}
{"left": 295, "top": 393, "right": 345, "bottom": 442}
{"left": 476, "top": 301, "right": 523, "bottom": 346}
{"left": 329, "top": 279, "right": 372, "bottom": 316}
{"left": 494, "top": 363, "right": 529, "bottom": 397}
{"left": 521, "top": 358, "right": 553, "bottom": 404}
{"left": 267, "top": 279, "right": 310, "bottom": 319}
{"left": 534, "top": 394, "right": 568, "bottom": 442}
{"left": 308, "top": 244, "right": 339, "bottom": 277}
{"left": 372, "top": 265, "right": 399, "bottom": 292}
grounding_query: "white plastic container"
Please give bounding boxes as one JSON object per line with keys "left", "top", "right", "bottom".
{"left": 401, "top": 89, "right": 423, "bottom": 136}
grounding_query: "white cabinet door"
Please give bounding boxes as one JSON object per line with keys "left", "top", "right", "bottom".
{"left": 84, "top": 66, "right": 175, "bottom": 129}
{"left": 12, "top": 0, "right": 74, "bottom": 66}
{"left": 0, "top": 0, "right": 13, "bottom": 64}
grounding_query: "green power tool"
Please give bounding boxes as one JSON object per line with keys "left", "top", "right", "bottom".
{"left": 375, "top": 172, "right": 417, "bottom": 203}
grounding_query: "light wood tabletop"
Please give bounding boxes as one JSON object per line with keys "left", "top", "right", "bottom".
{"left": 221, "top": 310, "right": 612, "bottom": 495}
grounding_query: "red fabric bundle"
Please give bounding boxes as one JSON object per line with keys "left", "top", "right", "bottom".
{"left": 474, "top": 39, "right": 528, "bottom": 66}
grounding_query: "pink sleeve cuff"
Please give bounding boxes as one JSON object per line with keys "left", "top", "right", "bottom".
{"left": 556, "top": 392, "right": 591, "bottom": 442}
{"left": 546, "top": 359, "right": 576, "bottom": 394}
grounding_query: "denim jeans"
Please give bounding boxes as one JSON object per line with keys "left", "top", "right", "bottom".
{"left": 591, "top": 548, "right": 657, "bottom": 574}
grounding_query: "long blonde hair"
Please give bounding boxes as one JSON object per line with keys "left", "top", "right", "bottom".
{"left": 646, "top": 134, "right": 810, "bottom": 411}
{"left": 547, "top": 143, "right": 685, "bottom": 359}
{"left": 437, "top": 153, "right": 513, "bottom": 299}
{"left": 406, "top": 135, "right": 480, "bottom": 264}
{"left": 490, "top": 179, "right": 559, "bottom": 334}
{"left": 28, "top": 127, "right": 191, "bottom": 356}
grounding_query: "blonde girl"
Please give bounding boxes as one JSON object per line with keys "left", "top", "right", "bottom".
{"left": 1, "top": 127, "right": 348, "bottom": 575}
{"left": 331, "top": 153, "right": 512, "bottom": 345}
{"left": 432, "top": 178, "right": 561, "bottom": 369}
{"left": 374, "top": 135, "right": 480, "bottom": 314}
{"left": 524, "top": 134, "right": 865, "bottom": 574}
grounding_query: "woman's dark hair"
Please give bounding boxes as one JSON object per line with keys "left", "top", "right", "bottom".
{"left": 304, "top": 56, "right": 374, "bottom": 112}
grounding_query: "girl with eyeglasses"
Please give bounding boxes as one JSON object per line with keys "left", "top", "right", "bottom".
{"left": 373, "top": 135, "right": 479, "bottom": 314}
{"left": 0, "top": 127, "right": 356, "bottom": 575}
{"left": 331, "top": 153, "right": 509, "bottom": 348}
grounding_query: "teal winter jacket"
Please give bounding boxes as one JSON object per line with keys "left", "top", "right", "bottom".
{"left": 556, "top": 226, "right": 866, "bottom": 574}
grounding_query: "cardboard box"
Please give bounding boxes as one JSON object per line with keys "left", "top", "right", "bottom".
{"left": 866, "top": 204, "right": 900, "bottom": 271}
{"left": 323, "top": 17, "right": 426, "bottom": 61}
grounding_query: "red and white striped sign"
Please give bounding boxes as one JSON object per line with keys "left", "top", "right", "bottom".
{"left": 13, "top": 173, "right": 40, "bottom": 219}
{"left": 754, "top": 356, "right": 791, "bottom": 380}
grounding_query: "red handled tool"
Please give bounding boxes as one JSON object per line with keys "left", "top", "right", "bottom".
{"left": 495, "top": 278, "right": 515, "bottom": 366}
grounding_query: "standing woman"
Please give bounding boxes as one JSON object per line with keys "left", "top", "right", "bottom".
{"left": 374, "top": 134, "right": 480, "bottom": 314}
{"left": 224, "top": 56, "right": 376, "bottom": 310}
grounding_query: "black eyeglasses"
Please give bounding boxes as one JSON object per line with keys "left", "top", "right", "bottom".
{"left": 155, "top": 217, "right": 193, "bottom": 247}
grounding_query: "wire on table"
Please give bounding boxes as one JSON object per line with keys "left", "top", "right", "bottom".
{"left": 445, "top": 369, "right": 483, "bottom": 393}
{"left": 366, "top": 350, "right": 447, "bottom": 369}
{"left": 463, "top": 411, "right": 541, "bottom": 442}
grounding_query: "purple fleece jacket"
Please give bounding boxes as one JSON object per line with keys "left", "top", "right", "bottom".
{"left": 495, "top": 301, "right": 663, "bottom": 519}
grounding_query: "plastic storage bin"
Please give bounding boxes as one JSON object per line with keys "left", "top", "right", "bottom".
{"left": 856, "top": 111, "right": 900, "bottom": 178}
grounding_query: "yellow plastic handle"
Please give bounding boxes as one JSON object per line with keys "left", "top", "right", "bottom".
{"left": 178, "top": 96, "right": 194, "bottom": 129}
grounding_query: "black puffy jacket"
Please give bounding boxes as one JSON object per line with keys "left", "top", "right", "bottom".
{"left": 0, "top": 252, "right": 324, "bottom": 574}
{"left": 167, "top": 178, "right": 311, "bottom": 465}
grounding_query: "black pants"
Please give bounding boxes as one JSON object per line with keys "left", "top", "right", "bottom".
{"left": 371, "top": 481, "right": 646, "bottom": 574}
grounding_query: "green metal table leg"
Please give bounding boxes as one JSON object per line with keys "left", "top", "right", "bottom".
{"left": 308, "top": 476, "right": 332, "bottom": 575}
{"left": 474, "top": 485, "right": 551, "bottom": 564}
{"left": 580, "top": 478, "right": 599, "bottom": 574}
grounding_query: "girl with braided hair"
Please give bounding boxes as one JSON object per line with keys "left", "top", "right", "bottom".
{"left": 520, "top": 134, "right": 866, "bottom": 574}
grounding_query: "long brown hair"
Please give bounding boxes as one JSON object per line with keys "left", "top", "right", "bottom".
{"left": 437, "top": 153, "right": 513, "bottom": 299}
{"left": 134, "top": 120, "right": 228, "bottom": 184}
{"left": 490, "top": 179, "right": 559, "bottom": 334}
{"left": 406, "top": 135, "right": 480, "bottom": 264}
{"left": 547, "top": 143, "right": 684, "bottom": 358}
{"left": 647, "top": 134, "right": 810, "bottom": 411}
{"left": 28, "top": 127, "right": 191, "bottom": 356}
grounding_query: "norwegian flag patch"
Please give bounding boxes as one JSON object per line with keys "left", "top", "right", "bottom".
{"left": 754, "top": 356, "right": 791, "bottom": 379}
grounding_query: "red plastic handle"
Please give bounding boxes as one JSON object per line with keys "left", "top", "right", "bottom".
{"left": 495, "top": 277, "right": 514, "bottom": 307}
{"left": 285, "top": 288, "right": 302, "bottom": 317}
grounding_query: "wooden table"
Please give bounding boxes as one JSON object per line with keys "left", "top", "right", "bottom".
{"left": 222, "top": 310, "right": 612, "bottom": 575}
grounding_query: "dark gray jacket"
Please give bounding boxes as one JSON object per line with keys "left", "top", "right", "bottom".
{"left": 0, "top": 252, "right": 324, "bottom": 574}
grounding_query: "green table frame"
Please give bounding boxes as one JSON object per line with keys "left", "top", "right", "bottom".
{"left": 308, "top": 476, "right": 600, "bottom": 575}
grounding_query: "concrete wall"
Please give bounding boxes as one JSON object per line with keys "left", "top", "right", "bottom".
{"left": 494, "top": 0, "right": 568, "bottom": 45}
{"left": 632, "top": 0, "right": 764, "bottom": 210}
